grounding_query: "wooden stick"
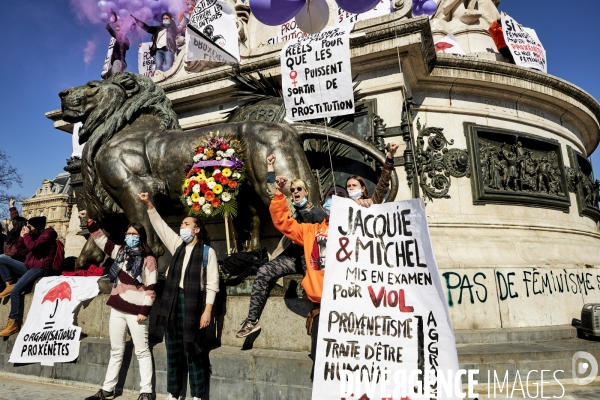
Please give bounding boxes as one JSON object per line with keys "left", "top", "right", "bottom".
{"left": 229, "top": 215, "right": 238, "bottom": 253}
{"left": 224, "top": 213, "right": 231, "bottom": 255}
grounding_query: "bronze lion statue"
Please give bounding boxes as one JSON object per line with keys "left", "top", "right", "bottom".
{"left": 59, "top": 72, "right": 397, "bottom": 266}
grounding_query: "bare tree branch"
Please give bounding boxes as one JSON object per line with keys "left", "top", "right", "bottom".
{"left": 0, "top": 150, "right": 23, "bottom": 219}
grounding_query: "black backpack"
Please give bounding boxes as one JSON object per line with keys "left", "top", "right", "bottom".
{"left": 220, "top": 248, "right": 269, "bottom": 286}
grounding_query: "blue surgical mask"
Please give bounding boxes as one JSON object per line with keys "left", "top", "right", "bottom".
{"left": 124, "top": 236, "right": 139, "bottom": 248}
{"left": 293, "top": 197, "right": 308, "bottom": 208}
{"left": 180, "top": 228, "right": 194, "bottom": 243}
{"left": 163, "top": 20, "right": 171, "bottom": 25}
{"left": 323, "top": 198, "right": 332, "bottom": 214}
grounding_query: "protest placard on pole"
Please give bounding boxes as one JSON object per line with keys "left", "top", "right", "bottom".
{"left": 9, "top": 276, "right": 100, "bottom": 366}
{"left": 100, "top": 38, "right": 116, "bottom": 79}
{"left": 138, "top": 42, "right": 156, "bottom": 77}
{"left": 501, "top": 14, "right": 547, "bottom": 72}
{"left": 281, "top": 26, "right": 354, "bottom": 121}
{"left": 335, "top": 0, "right": 392, "bottom": 25}
{"left": 186, "top": 0, "right": 240, "bottom": 65}
{"left": 312, "top": 197, "right": 462, "bottom": 400}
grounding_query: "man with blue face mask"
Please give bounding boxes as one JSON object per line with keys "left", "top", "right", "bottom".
{"left": 138, "top": 193, "right": 219, "bottom": 400}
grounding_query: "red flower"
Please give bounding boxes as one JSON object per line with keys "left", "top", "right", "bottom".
{"left": 205, "top": 191, "right": 216, "bottom": 201}
{"left": 220, "top": 176, "right": 229, "bottom": 185}
{"left": 211, "top": 198, "right": 221, "bottom": 208}
{"left": 197, "top": 147, "right": 205, "bottom": 154}
{"left": 228, "top": 180, "right": 238, "bottom": 189}
{"left": 220, "top": 144, "right": 229, "bottom": 150}
{"left": 213, "top": 173, "right": 223, "bottom": 181}
{"left": 183, "top": 188, "right": 190, "bottom": 196}
{"left": 192, "top": 203, "right": 201, "bottom": 211}
{"left": 200, "top": 184, "right": 209, "bottom": 193}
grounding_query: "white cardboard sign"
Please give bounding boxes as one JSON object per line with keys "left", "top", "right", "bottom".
{"left": 9, "top": 276, "right": 100, "bottom": 365}
{"left": 100, "top": 38, "right": 116, "bottom": 79}
{"left": 312, "top": 197, "right": 461, "bottom": 400}
{"left": 335, "top": 0, "right": 392, "bottom": 25}
{"left": 281, "top": 26, "right": 354, "bottom": 121}
{"left": 138, "top": 42, "right": 156, "bottom": 77}
{"left": 186, "top": 0, "right": 240, "bottom": 64}
{"left": 501, "top": 14, "right": 547, "bottom": 72}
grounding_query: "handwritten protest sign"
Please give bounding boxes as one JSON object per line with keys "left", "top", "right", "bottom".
{"left": 312, "top": 197, "right": 461, "bottom": 400}
{"left": 186, "top": 0, "right": 240, "bottom": 65}
{"left": 138, "top": 42, "right": 156, "bottom": 77}
{"left": 502, "top": 14, "right": 547, "bottom": 73}
{"left": 100, "top": 38, "right": 116, "bottom": 79}
{"left": 9, "top": 276, "right": 100, "bottom": 365}
{"left": 281, "top": 26, "right": 354, "bottom": 121}
{"left": 267, "top": 19, "right": 308, "bottom": 45}
{"left": 335, "top": 0, "right": 392, "bottom": 25}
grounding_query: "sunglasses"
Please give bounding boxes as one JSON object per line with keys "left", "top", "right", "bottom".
{"left": 290, "top": 187, "right": 304, "bottom": 193}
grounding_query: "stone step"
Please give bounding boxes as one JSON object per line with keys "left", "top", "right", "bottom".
{"left": 454, "top": 325, "right": 578, "bottom": 344}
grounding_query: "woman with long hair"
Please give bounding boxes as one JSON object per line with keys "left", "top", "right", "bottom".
{"left": 135, "top": 12, "right": 179, "bottom": 72}
{"left": 346, "top": 143, "right": 399, "bottom": 207}
{"left": 80, "top": 211, "right": 157, "bottom": 400}
{"left": 138, "top": 192, "right": 218, "bottom": 400}
{"left": 236, "top": 154, "right": 326, "bottom": 338}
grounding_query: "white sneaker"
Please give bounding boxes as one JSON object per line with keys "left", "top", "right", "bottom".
{"left": 192, "top": 398, "right": 202, "bottom": 400}
{"left": 164, "top": 395, "right": 181, "bottom": 400}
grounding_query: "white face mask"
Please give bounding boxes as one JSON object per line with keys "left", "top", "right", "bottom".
{"left": 348, "top": 189, "right": 363, "bottom": 200}
{"left": 180, "top": 228, "right": 194, "bottom": 243}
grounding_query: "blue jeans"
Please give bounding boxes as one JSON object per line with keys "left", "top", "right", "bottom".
{"left": 155, "top": 49, "right": 174, "bottom": 72}
{"left": 0, "top": 255, "right": 47, "bottom": 320}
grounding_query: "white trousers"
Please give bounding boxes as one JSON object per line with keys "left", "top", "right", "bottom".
{"left": 103, "top": 308, "right": 153, "bottom": 394}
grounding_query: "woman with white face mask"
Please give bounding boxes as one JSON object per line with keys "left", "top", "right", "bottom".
{"left": 79, "top": 210, "right": 157, "bottom": 400}
{"left": 137, "top": 193, "right": 218, "bottom": 400}
{"left": 346, "top": 143, "right": 399, "bottom": 207}
{"left": 235, "top": 154, "right": 326, "bottom": 338}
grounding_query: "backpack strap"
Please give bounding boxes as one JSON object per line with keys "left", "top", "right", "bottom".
{"left": 203, "top": 245, "right": 210, "bottom": 268}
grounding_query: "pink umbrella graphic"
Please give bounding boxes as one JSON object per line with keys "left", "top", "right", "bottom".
{"left": 42, "top": 281, "right": 72, "bottom": 318}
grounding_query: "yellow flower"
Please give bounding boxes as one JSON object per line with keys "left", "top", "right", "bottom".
{"left": 213, "top": 184, "right": 223, "bottom": 194}
{"left": 184, "top": 179, "right": 190, "bottom": 188}
{"left": 222, "top": 168, "right": 232, "bottom": 177}
{"left": 191, "top": 192, "right": 200, "bottom": 203}
{"left": 207, "top": 177, "right": 215, "bottom": 183}
{"left": 197, "top": 174, "right": 206, "bottom": 181}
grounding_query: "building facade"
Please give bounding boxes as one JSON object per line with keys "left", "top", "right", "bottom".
{"left": 21, "top": 172, "right": 74, "bottom": 242}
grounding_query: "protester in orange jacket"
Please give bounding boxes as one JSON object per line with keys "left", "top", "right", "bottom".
{"left": 489, "top": 18, "right": 515, "bottom": 64}
{"left": 270, "top": 180, "right": 348, "bottom": 378}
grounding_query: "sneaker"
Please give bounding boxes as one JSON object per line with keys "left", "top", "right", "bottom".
{"left": 84, "top": 389, "right": 114, "bottom": 400}
{"left": 236, "top": 318, "right": 261, "bottom": 338}
{"left": 137, "top": 393, "right": 153, "bottom": 400}
{"left": 164, "top": 394, "right": 180, "bottom": 400}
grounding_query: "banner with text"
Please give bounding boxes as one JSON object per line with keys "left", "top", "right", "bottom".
{"left": 281, "top": 26, "right": 354, "bottom": 121}
{"left": 312, "top": 197, "right": 461, "bottom": 400}
{"left": 501, "top": 14, "right": 546, "bottom": 72}
{"left": 138, "top": 42, "right": 156, "bottom": 77}
{"left": 9, "top": 276, "right": 100, "bottom": 365}
{"left": 336, "top": 0, "right": 392, "bottom": 25}
{"left": 186, "top": 0, "right": 240, "bottom": 64}
{"left": 100, "top": 38, "right": 116, "bottom": 79}
{"left": 267, "top": 19, "right": 308, "bottom": 45}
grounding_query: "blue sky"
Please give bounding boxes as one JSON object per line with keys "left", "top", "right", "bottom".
{"left": 1, "top": 0, "right": 599, "bottom": 202}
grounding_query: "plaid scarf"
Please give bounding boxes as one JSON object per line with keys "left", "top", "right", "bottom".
{"left": 157, "top": 240, "right": 207, "bottom": 354}
{"left": 107, "top": 247, "right": 143, "bottom": 286}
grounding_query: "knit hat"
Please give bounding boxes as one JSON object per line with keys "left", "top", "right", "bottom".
{"left": 325, "top": 185, "right": 348, "bottom": 199}
{"left": 28, "top": 216, "right": 47, "bottom": 231}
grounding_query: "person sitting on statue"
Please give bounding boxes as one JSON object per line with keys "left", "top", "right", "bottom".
{"left": 0, "top": 213, "right": 57, "bottom": 337}
{"left": 488, "top": 17, "right": 515, "bottom": 64}
{"left": 105, "top": 22, "right": 130, "bottom": 76}
{"left": 270, "top": 182, "right": 349, "bottom": 379}
{"left": 0, "top": 199, "right": 29, "bottom": 296}
{"left": 138, "top": 192, "right": 219, "bottom": 400}
{"left": 135, "top": 12, "right": 179, "bottom": 72}
{"left": 79, "top": 210, "right": 157, "bottom": 400}
{"left": 346, "top": 143, "right": 398, "bottom": 207}
{"left": 236, "top": 154, "right": 326, "bottom": 338}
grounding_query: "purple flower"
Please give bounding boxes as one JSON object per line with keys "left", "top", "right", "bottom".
{"left": 184, "top": 163, "right": 193, "bottom": 174}
{"left": 231, "top": 156, "right": 244, "bottom": 171}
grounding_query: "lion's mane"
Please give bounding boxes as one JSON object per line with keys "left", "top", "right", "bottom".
{"left": 81, "top": 73, "right": 180, "bottom": 219}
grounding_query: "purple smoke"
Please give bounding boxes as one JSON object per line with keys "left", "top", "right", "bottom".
{"left": 83, "top": 40, "right": 98, "bottom": 65}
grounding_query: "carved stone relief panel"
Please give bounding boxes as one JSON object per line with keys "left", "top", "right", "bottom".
{"left": 465, "top": 123, "right": 570, "bottom": 211}
{"left": 567, "top": 147, "right": 600, "bottom": 222}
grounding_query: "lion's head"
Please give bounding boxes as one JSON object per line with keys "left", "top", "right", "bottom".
{"left": 59, "top": 72, "right": 181, "bottom": 218}
{"left": 59, "top": 72, "right": 180, "bottom": 144}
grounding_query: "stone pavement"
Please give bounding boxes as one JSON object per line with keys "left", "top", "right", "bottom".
{"left": 0, "top": 375, "right": 139, "bottom": 400}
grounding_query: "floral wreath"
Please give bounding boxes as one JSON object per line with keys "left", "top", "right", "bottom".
{"left": 181, "top": 131, "right": 245, "bottom": 217}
